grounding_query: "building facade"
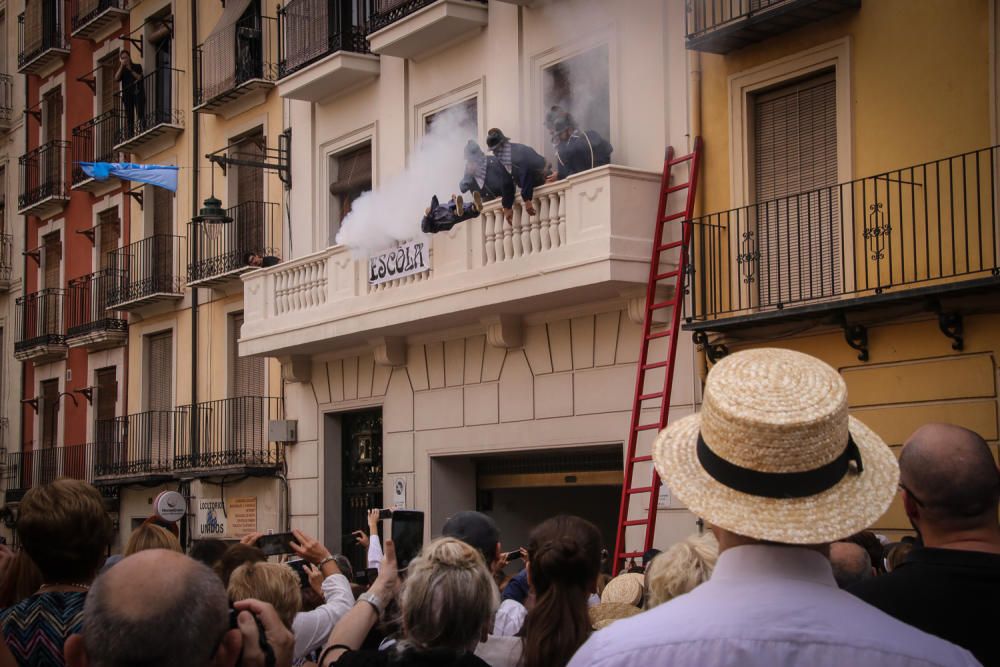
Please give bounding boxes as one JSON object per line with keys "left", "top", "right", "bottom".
{"left": 683, "top": 0, "right": 1000, "bottom": 539}
{"left": 240, "top": 0, "right": 701, "bottom": 561}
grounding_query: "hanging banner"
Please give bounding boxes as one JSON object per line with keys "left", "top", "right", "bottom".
{"left": 368, "top": 240, "right": 430, "bottom": 285}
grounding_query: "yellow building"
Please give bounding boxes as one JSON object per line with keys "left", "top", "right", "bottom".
{"left": 684, "top": 0, "right": 1000, "bottom": 538}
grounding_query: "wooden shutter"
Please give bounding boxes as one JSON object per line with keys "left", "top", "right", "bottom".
{"left": 146, "top": 332, "right": 172, "bottom": 411}
{"left": 43, "top": 232, "right": 61, "bottom": 289}
{"left": 229, "top": 313, "right": 263, "bottom": 397}
{"left": 24, "top": 1, "right": 42, "bottom": 55}
{"left": 44, "top": 86, "right": 62, "bottom": 141}
{"left": 100, "top": 52, "right": 117, "bottom": 114}
{"left": 752, "top": 72, "right": 840, "bottom": 305}
{"left": 40, "top": 379, "right": 59, "bottom": 449}
{"left": 99, "top": 209, "right": 120, "bottom": 270}
{"left": 236, "top": 132, "right": 265, "bottom": 205}
{"left": 95, "top": 367, "right": 118, "bottom": 423}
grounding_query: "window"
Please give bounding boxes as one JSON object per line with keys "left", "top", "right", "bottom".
{"left": 542, "top": 45, "right": 610, "bottom": 160}
{"left": 229, "top": 313, "right": 263, "bottom": 398}
{"left": 145, "top": 331, "right": 172, "bottom": 411}
{"left": 95, "top": 366, "right": 118, "bottom": 427}
{"left": 424, "top": 97, "right": 478, "bottom": 136}
{"left": 40, "top": 378, "right": 59, "bottom": 449}
{"left": 98, "top": 208, "right": 120, "bottom": 270}
{"left": 43, "top": 231, "right": 61, "bottom": 290}
{"left": 750, "top": 70, "right": 840, "bottom": 304}
{"left": 328, "top": 142, "right": 372, "bottom": 245}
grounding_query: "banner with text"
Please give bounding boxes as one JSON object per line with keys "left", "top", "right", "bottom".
{"left": 368, "top": 240, "right": 430, "bottom": 285}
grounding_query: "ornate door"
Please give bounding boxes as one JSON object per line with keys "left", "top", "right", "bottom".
{"left": 341, "top": 409, "right": 383, "bottom": 575}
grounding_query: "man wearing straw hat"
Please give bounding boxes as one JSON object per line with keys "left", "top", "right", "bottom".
{"left": 569, "top": 348, "right": 978, "bottom": 667}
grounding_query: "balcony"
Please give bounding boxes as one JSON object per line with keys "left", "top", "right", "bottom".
{"left": 685, "top": 146, "right": 1000, "bottom": 350}
{"left": 277, "top": 0, "right": 379, "bottom": 102}
{"left": 72, "top": 111, "right": 124, "bottom": 192}
{"left": 14, "top": 289, "right": 68, "bottom": 364}
{"left": 106, "top": 235, "right": 185, "bottom": 311}
{"left": 18, "top": 140, "right": 70, "bottom": 219}
{"left": 93, "top": 411, "right": 183, "bottom": 484}
{"left": 241, "top": 165, "right": 661, "bottom": 357}
{"left": 367, "top": 0, "right": 487, "bottom": 61}
{"left": 2, "top": 445, "right": 94, "bottom": 503}
{"left": 113, "top": 67, "right": 184, "bottom": 155}
{"left": 686, "top": 0, "right": 860, "bottom": 54}
{"left": 0, "top": 74, "right": 13, "bottom": 130}
{"left": 66, "top": 270, "right": 128, "bottom": 351}
{"left": 0, "top": 232, "right": 12, "bottom": 292}
{"left": 188, "top": 201, "right": 281, "bottom": 288}
{"left": 175, "top": 397, "right": 285, "bottom": 474}
{"left": 17, "top": 9, "right": 70, "bottom": 75}
{"left": 195, "top": 14, "right": 278, "bottom": 115}
{"left": 70, "top": 0, "right": 129, "bottom": 41}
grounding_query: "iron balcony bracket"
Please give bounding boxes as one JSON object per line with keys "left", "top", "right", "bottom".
{"left": 839, "top": 316, "right": 869, "bottom": 362}
{"left": 693, "top": 331, "right": 730, "bottom": 364}
{"left": 931, "top": 303, "right": 964, "bottom": 351}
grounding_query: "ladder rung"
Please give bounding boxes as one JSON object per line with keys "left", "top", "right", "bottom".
{"left": 657, "top": 241, "right": 683, "bottom": 252}
{"left": 666, "top": 183, "right": 690, "bottom": 194}
{"left": 654, "top": 270, "right": 680, "bottom": 281}
{"left": 634, "top": 423, "right": 661, "bottom": 432}
{"left": 626, "top": 486, "right": 654, "bottom": 495}
{"left": 646, "top": 330, "right": 671, "bottom": 340}
{"left": 650, "top": 299, "right": 677, "bottom": 310}
{"left": 619, "top": 551, "right": 645, "bottom": 558}
{"left": 631, "top": 455, "right": 653, "bottom": 463}
{"left": 641, "top": 361, "right": 668, "bottom": 370}
{"left": 622, "top": 519, "right": 649, "bottom": 527}
{"left": 668, "top": 154, "right": 694, "bottom": 166}
{"left": 638, "top": 391, "right": 663, "bottom": 401}
{"left": 662, "top": 212, "right": 687, "bottom": 222}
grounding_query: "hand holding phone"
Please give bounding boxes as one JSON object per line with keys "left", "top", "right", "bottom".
{"left": 255, "top": 532, "right": 296, "bottom": 557}
{"left": 390, "top": 510, "right": 424, "bottom": 571}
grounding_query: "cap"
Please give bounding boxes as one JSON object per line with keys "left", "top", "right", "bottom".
{"left": 486, "top": 128, "right": 510, "bottom": 149}
{"left": 441, "top": 511, "right": 500, "bottom": 566}
{"left": 464, "top": 139, "right": 484, "bottom": 160}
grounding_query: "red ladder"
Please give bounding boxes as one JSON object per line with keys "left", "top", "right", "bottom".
{"left": 613, "top": 138, "right": 703, "bottom": 574}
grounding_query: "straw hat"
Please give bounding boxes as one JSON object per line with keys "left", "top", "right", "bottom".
{"left": 653, "top": 348, "right": 898, "bottom": 544}
{"left": 589, "top": 602, "right": 642, "bottom": 630}
{"left": 600, "top": 572, "right": 644, "bottom": 606}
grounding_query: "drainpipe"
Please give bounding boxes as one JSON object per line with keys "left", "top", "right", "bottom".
{"left": 687, "top": 49, "right": 710, "bottom": 383}
{"left": 18, "top": 79, "right": 30, "bottom": 460}
{"left": 186, "top": 0, "right": 201, "bottom": 549}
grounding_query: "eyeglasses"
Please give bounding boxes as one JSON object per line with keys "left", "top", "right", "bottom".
{"left": 898, "top": 483, "right": 926, "bottom": 507}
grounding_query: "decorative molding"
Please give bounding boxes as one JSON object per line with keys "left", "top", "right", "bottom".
{"left": 279, "top": 355, "right": 312, "bottom": 383}
{"left": 371, "top": 336, "right": 407, "bottom": 367}
{"left": 483, "top": 314, "right": 523, "bottom": 349}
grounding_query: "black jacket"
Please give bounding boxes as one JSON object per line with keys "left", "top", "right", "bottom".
{"left": 554, "top": 130, "right": 613, "bottom": 179}
{"left": 459, "top": 157, "right": 516, "bottom": 209}
{"left": 506, "top": 143, "right": 546, "bottom": 204}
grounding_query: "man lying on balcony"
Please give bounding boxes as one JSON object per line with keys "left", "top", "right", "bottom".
{"left": 421, "top": 140, "right": 515, "bottom": 234}
{"left": 544, "top": 106, "right": 613, "bottom": 182}
{"left": 244, "top": 251, "right": 280, "bottom": 268}
{"left": 486, "top": 128, "right": 547, "bottom": 218}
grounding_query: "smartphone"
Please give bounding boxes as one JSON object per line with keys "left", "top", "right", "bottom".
{"left": 286, "top": 558, "right": 311, "bottom": 588}
{"left": 342, "top": 533, "right": 361, "bottom": 545}
{"left": 256, "top": 532, "right": 296, "bottom": 556}
{"left": 390, "top": 509, "right": 424, "bottom": 570}
{"left": 504, "top": 549, "right": 523, "bottom": 561}
{"left": 378, "top": 508, "right": 394, "bottom": 520}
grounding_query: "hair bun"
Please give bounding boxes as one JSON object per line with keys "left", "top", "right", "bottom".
{"left": 424, "top": 537, "right": 484, "bottom": 570}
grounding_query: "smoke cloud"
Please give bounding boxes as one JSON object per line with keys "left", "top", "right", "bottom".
{"left": 336, "top": 106, "right": 476, "bottom": 256}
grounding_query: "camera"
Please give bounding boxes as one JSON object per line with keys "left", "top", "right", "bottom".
{"left": 229, "top": 608, "right": 276, "bottom": 667}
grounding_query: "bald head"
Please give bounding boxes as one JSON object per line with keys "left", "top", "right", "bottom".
{"left": 900, "top": 423, "right": 1000, "bottom": 529}
{"left": 80, "top": 549, "right": 232, "bottom": 667}
{"left": 829, "top": 541, "right": 873, "bottom": 589}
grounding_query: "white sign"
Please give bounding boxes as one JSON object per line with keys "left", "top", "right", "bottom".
{"left": 368, "top": 240, "right": 430, "bottom": 285}
{"left": 197, "top": 498, "right": 227, "bottom": 537}
{"left": 154, "top": 491, "right": 187, "bottom": 523}
{"left": 657, "top": 482, "right": 672, "bottom": 509}
{"left": 390, "top": 477, "right": 407, "bottom": 510}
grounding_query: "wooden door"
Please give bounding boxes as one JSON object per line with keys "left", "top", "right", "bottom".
{"left": 43, "top": 232, "right": 61, "bottom": 336}
{"left": 145, "top": 331, "right": 173, "bottom": 468}
{"left": 43, "top": 87, "right": 63, "bottom": 189}
{"left": 236, "top": 131, "right": 265, "bottom": 258}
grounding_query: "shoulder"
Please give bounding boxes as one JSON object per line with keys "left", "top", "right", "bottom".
{"left": 849, "top": 568, "right": 914, "bottom": 603}
{"left": 334, "top": 649, "right": 389, "bottom": 666}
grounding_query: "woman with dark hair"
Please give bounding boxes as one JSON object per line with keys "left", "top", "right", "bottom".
{"left": 521, "top": 515, "right": 603, "bottom": 667}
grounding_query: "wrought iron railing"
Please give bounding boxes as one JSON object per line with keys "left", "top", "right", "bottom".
{"left": 72, "top": 112, "right": 123, "bottom": 186}
{"left": 278, "top": 0, "right": 372, "bottom": 78}
{"left": 18, "top": 140, "right": 70, "bottom": 210}
{"left": 113, "top": 66, "right": 184, "bottom": 146}
{"left": 106, "top": 234, "right": 185, "bottom": 306}
{"left": 70, "top": 0, "right": 129, "bottom": 34}
{"left": 175, "top": 397, "right": 284, "bottom": 470}
{"left": 686, "top": 0, "right": 784, "bottom": 36}
{"left": 0, "top": 234, "right": 12, "bottom": 283}
{"left": 0, "top": 74, "right": 13, "bottom": 124}
{"left": 1, "top": 445, "right": 94, "bottom": 495}
{"left": 688, "top": 145, "right": 1000, "bottom": 321}
{"left": 17, "top": 9, "right": 69, "bottom": 71}
{"left": 369, "top": 0, "right": 485, "bottom": 32}
{"left": 67, "top": 270, "right": 128, "bottom": 338}
{"left": 94, "top": 410, "right": 185, "bottom": 477}
{"left": 14, "top": 289, "right": 67, "bottom": 352}
{"left": 188, "top": 201, "right": 281, "bottom": 283}
{"left": 195, "top": 14, "right": 278, "bottom": 106}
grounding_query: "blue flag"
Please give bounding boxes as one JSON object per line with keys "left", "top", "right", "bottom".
{"left": 80, "top": 162, "right": 179, "bottom": 192}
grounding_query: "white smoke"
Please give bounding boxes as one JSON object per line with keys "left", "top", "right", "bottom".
{"left": 336, "top": 106, "right": 477, "bottom": 256}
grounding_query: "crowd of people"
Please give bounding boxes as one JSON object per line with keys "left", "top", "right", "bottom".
{"left": 0, "top": 348, "right": 996, "bottom": 667}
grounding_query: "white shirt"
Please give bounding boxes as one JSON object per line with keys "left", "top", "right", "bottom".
{"left": 291, "top": 572, "right": 355, "bottom": 661}
{"left": 492, "top": 599, "right": 526, "bottom": 637}
{"left": 368, "top": 534, "right": 384, "bottom": 571}
{"left": 475, "top": 635, "right": 522, "bottom": 667}
{"left": 568, "top": 545, "right": 980, "bottom": 667}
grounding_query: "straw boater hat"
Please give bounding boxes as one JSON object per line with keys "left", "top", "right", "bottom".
{"left": 589, "top": 602, "right": 642, "bottom": 630}
{"left": 653, "top": 348, "right": 898, "bottom": 544}
{"left": 600, "top": 572, "right": 644, "bottom": 606}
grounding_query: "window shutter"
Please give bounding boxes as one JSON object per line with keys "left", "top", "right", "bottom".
{"left": 146, "top": 332, "right": 172, "bottom": 411}
{"left": 40, "top": 379, "right": 59, "bottom": 449}
{"left": 95, "top": 367, "right": 118, "bottom": 422}
{"left": 99, "top": 209, "right": 120, "bottom": 270}
{"left": 752, "top": 72, "right": 841, "bottom": 305}
{"left": 229, "top": 313, "right": 263, "bottom": 397}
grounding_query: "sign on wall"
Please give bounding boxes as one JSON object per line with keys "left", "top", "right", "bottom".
{"left": 228, "top": 497, "right": 258, "bottom": 538}
{"left": 196, "top": 497, "right": 259, "bottom": 539}
{"left": 197, "top": 499, "right": 228, "bottom": 537}
{"left": 390, "top": 476, "right": 407, "bottom": 510}
{"left": 368, "top": 240, "right": 430, "bottom": 285}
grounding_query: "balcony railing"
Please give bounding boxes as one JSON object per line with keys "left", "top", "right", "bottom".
{"left": 0, "top": 233, "right": 13, "bottom": 286}
{"left": 113, "top": 67, "right": 184, "bottom": 152}
{"left": 278, "top": 0, "right": 372, "bottom": 78}
{"left": 685, "top": 0, "right": 860, "bottom": 54}
{"left": 17, "top": 8, "right": 70, "bottom": 74}
{"left": 66, "top": 270, "right": 128, "bottom": 348}
{"left": 0, "top": 74, "right": 13, "bottom": 128}
{"left": 175, "top": 397, "right": 284, "bottom": 470}
{"left": 72, "top": 112, "right": 124, "bottom": 188}
{"left": 70, "top": 0, "right": 130, "bottom": 40}
{"left": 18, "top": 140, "right": 70, "bottom": 216}
{"left": 2, "top": 445, "right": 94, "bottom": 499}
{"left": 687, "top": 145, "right": 1000, "bottom": 323}
{"left": 94, "top": 410, "right": 185, "bottom": 478}
{"left": 14, "top": 289, "right": 67, "bottom": 359}
{"left": 195, "top": 14, "right": 278, "bottom": 112}
{"left": 106, "top": 235, "right": 185, "bottom": 310}
{"left": 188, "top": 201, "right": 281, "bottom": 286}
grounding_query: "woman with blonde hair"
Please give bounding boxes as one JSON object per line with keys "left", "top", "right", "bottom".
{"left": 227, "top": 562, "right": 302, "bottom": 631}
{"left": 317, "top": 537, "right": 498, "bottom": 666}
{"left": 644, "top": 532, "right": 718, "bottom": 609}
{"left": 123, "top": 523, "right": 183, "bottom": 556}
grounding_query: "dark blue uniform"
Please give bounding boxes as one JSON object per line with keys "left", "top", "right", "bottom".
{"left": 459, "top": 156, "right": 516, "bottom": 209}
{"left": 554, "top": 130, "right": 613, "bottom": 180}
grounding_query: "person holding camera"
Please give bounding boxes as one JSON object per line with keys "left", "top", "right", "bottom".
{"left": 352, "top": 509, "right": 385, "bottom": 573}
